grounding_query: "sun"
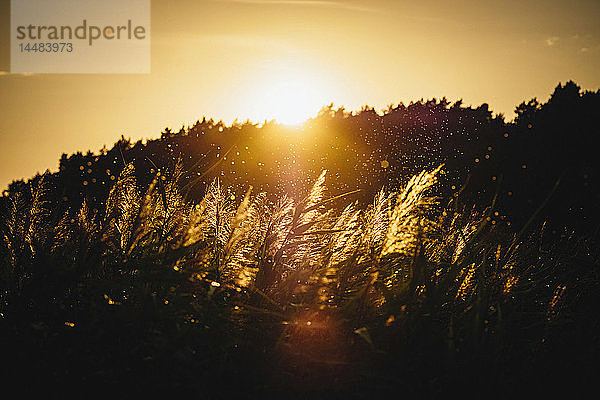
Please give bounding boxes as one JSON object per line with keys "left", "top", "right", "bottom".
{"left": 243, "top": 68, "right": 330, "bottom": 126}
{"left": 261, "top": 79, "right": 317, "bottom": 126}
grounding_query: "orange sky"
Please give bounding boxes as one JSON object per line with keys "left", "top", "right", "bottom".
{"left": 1, "top": 0, "right": 600, "bottom": 188}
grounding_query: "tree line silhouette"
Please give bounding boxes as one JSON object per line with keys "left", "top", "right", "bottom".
{"left": 4, "top": 81, "right": 598, "bottom": 233}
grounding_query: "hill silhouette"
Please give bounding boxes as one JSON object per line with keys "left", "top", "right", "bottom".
{"left": 4, "top": 81, "right": 599, "bottom": 233}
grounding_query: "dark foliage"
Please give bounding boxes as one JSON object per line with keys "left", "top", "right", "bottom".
{"left": 1, "top": 82, "right": 599, "bottom": 397}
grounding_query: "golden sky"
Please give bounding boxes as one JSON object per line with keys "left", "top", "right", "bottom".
{"left": 1, "top": 0, "right": 600, "bottom": 187}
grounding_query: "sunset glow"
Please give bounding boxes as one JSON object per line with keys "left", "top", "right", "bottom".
{"left": 1, "top": 1, "right": 599, "bottom": 396}
{"left": 239, "top": 67, "right": 333, "bottom": 126}
{"left": 2, "top": 1, "right": 600, "bottom": 185}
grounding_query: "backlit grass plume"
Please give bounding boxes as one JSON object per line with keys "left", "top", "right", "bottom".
{"left": 1, "top": 163, "right": 596, "bottom": 397}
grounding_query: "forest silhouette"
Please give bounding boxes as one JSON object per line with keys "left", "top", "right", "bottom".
{"left": 1, "top": 81, "right": 599, "bottom": 397}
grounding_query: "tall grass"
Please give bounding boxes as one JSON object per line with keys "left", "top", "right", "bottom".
{"left": 0, "top": 164, "right": 597, "bottom": 396}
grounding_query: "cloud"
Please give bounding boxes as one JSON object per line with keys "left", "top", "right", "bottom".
{"left": 214, "top": 0, "right": 378, "bottom": 13}
{"left": 578, "top": 44, "right": 600, "bottom": 54}
{"left": 0, "top": 71, "right": 38, "bottom": 77}
{"left": 545, "top": 36, "right": 559, "bottom": 46}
